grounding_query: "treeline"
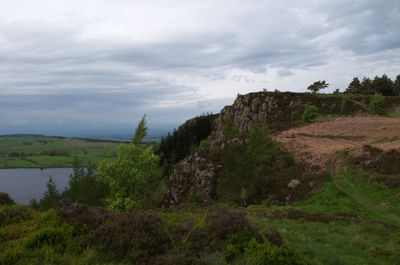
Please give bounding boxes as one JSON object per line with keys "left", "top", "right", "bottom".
{"left": 157, "top": 113, "right": 217, "bottom": 175}
{"left": 345, "top": 73, "right": 400, "bottom": 96}
{"left": 31, "top": 158, "right": 109, "bottom": 210}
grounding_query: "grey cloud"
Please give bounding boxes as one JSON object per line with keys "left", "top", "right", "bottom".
{"left": 0, "top": 0, "right": 399, "bottom": 136}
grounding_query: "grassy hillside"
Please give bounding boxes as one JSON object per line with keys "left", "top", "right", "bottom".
{"left": 0, "top": 136, "right": 124, "bottom": 168}
{"left": 1, "top": 164, "right": 399, "bottom": 264}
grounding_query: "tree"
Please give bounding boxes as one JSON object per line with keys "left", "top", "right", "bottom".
{"left": 97, "top": 116, "right": 162, "bottom": 211}
{"left": 38, "top": 177, "right": 60, "bottom": 210}
{"left": 62, "top": 157, "right": 109, "bottom": 206}
{"left": 307, "top": 80, "right": 329, "bottom": 93}
{"left": 372, "top": 74, "right": 393, "bottom": 95}
{"left": 132, "top": 115, "right": 147, "bottom": 145}
{"left": 346, "top": 77, "right": 361, "bottom": 94}
{"left": 360, "top": 77, "right": 374, "bottom": 94}
{"left": 394, "top": 74, "right": 400, "bottom": 96}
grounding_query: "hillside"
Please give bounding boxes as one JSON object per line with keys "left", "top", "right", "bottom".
{"left": 0, "top": 136, "right": 123, "bottom": 168}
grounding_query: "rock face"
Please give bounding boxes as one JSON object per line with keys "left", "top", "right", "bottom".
{"left": 210, "top": 91, "right": 392, "bottom": 143}
{"left": 165, "top": 152, "right": 219, "bottom": 205}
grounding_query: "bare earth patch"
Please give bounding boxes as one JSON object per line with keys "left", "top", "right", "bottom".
{"left": 274, "top": 116, "right": 400, "bottom": 174}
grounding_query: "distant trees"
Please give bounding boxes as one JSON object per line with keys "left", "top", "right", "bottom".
{"left": 345, "top": 74, "right": 399, "bottom": 96}
{"left": 307, "top": 80, "right": 329, "bottom": 93}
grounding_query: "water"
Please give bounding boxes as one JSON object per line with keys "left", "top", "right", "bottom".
{"left": 0, "top": 168, "right": 73, "bottom": 204}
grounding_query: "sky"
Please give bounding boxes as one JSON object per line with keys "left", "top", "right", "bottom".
{"left": 0, "top": 0, "right": 399, "bottom": 138}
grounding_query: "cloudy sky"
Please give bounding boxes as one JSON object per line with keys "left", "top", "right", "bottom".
{"left": 1, "top": 0, "right": 399, "bottom": 137}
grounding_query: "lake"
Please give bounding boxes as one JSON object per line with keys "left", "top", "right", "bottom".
{"left": 0, "top": 168, "right": 73, "bottom": 204}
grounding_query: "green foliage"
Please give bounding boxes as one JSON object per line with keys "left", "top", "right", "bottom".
{"left": 307, "top": 80, "right": 329, "bottom": 93}
{"left": 369, "top": 93, "right": 386, "bottom": 114}
{"left": 218, "top": 122, "right": 300, "bottom": 204}
{"left": 198, "top": 138, "right": 210, "bottom": 150}
{"left": 223, "top": 116, "right": 239, "bottom": 139}
{"left": 157, "top": 113, "right": 216, "bottom": 175}
{"left": 62, "top": 158, "right": 109, "bottom": 206}
{"left": 244, "top": 239, "right": 311, "bottom": 265}
{"left": 84, "top": 213, "right": 171, "bottom": 264}
{"left": 132, "top": 115, "right": 147, "bottom": 145}
{"left": 223, "top": 230, "right": 254, "bottom": 261}
{"left": 37, "top": 178, "right": 61, "bottom": 211}
{"left": 0, "top": 206, "right": 32, "bottom": 226}
{"left": 345, "top": 73, "right": 398, "bottom": 95}
{"left": 24, "top": 227, "right": 68, "bottom": 250}
{"left": 0, "top": 192, "right": 15, "bottom": 205}
{"left": 97, "top": 117, "right": 162, "bottom": 211}
{"left": 301, "top": 105, "right": 319, "bottom": 124}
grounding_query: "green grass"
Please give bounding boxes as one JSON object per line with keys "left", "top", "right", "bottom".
{"left": 0, "top": 136, "right": 124, "bottom": 168}
{"left": 246, "top": 168, "right": 400, "bottom": 265}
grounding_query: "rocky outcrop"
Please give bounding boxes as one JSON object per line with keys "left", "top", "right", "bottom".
{"left": 210, "top": 91, "right": 398, "bottom": 143}
{"left": 166, "top": 91, "right": 400, "bottom": 206}
{"left": 165, "top": 152, "right": 219, "bottom": 205}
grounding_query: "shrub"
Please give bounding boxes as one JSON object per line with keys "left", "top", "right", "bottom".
{"left": 84, "top": 213, "right": 171, "bottom": 264}
{"left": 207, "top": 208, "right": 252, "bottom": 239}
{"left": 301, "top": 105, "right": 319, "bottom": 124}
{"left": 223, "top": 116, "right": 239, "bottom": 139}
{"left": 0, "top": 192, "right": 15, "bottom": 205}
{"left": 244, "top": 239, "right": 311, "bottom": 265}
{"left": 62, "top": 159, "right": 109, "bottom": 206}
{"left": 24, "top": 227, "right": 68, "bottom": 250}
{"left": 369, "top": 93, "right": 385, "bottom": 114}
{"left": 223, "top": 230, "right": 254, "bottom": 262}
{"left": 36, "top": 178, "right": 61, "bottom": 211}
{"left": 0, "top": 207, "right": 32, "bottom": 226}
{"left": 57, "top": 201, "right": 110, "bottom": 229}
{"left": 198, "top": 139, "right": 210, "bottom": 150}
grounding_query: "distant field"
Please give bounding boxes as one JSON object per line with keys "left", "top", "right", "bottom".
{"left": 0, "top": 135, "right": 125, "bottom": 168}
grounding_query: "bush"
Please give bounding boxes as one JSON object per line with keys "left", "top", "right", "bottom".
{"left": 40, "top": 148, "right": 70, "bottom": 156}
{"left": 301, "top": 105, "right": 319, "bottom": 124}
{"left": 62, "top": 160, "right": 109, "bottom": 206}
{"left": 84, "top": 213, "right": 171, "bottom": 264}
{"left": 244, "top": 239, "right": 311, "bottom": 265}
{"left": 0, "top": 192, "right": 15, "bottom": 205}
{"left": 57, "top": 202, "right": 110, "bottom": 229}
{"left": 223, "top": 230, "right": 255, "bottom": 261}
{"left": 223, "top": 116, "right": 239, "bottom": 139}
{"left": 207, "top": 208, "right": 253, "bottom": 239}
{"left": 369, "top": 93, "right": 385, "bottom": 114}
{"left": 24, "top": 227, "right": 68, "bottom": 250}
{"left": 0, "top": 207, "right": 32, "bottom": 226}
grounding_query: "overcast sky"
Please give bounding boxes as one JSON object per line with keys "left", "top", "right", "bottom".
{"left": 1, "top": 0, "right": 399, "bottom": 137}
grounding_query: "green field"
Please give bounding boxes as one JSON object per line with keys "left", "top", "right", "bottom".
{"left": 0, "top": 135, "right": 125, "bottom": 168}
